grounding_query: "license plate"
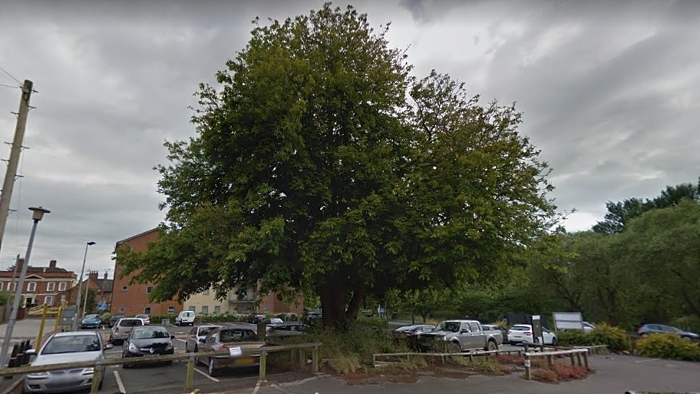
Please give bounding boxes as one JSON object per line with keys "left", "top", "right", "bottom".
{"left": 234, "top": 357, "right": 255, "bottom": 366}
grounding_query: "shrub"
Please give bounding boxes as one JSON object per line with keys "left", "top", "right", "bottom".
{"left": 557, "top": 330, "right": 591, "bottom": 347}
{"left": 589, "top": 323, "right": 629, "bottom": 352}
{"left": 531, "top": 368, "right": 558, "bottom": 383}
{"left": 551, "top": 364, "right": 589, "bottom": 381}
{"left": 635, "top": 333, "right": 700, "bottom": 361}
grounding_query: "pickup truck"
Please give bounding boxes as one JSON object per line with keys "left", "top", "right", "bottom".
{"left": 417, "top": 320, "right": 503, "bottom": 352}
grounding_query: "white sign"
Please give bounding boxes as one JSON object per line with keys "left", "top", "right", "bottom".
{"left": 552, "top": 311, "right": 584, "bottom": 331}
{"left": 229, "top": 346, "right": 242, "bottom": 357}
{"left": 524, "top": 359, "right": 531, "bottom": 368}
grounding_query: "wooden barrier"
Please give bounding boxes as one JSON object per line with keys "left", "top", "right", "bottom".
{"left": 0, "top": 342, "right": 321, "bottom": 394}
{"left": 523, "top": 348, "right": 589, "bottom": 380}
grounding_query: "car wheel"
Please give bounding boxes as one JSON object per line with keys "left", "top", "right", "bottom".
{"left": 486, "top": 340, "right": 498, "bottom": 351}
{"left": 208, "top": 358, "right": 219, "bottom": 377}
{"left": 447, "top": 342, "right": 461, "bottom": 353}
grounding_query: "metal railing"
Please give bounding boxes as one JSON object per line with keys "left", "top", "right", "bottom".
{"left": 0, "top": 342, "right": 321, "bottom": 394}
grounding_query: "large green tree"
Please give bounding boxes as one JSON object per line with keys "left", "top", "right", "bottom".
{"left": 116, "top": 4, "right": 555, "bottom": 329}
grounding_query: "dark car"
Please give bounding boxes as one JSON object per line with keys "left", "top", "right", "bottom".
{"left": 302, "top": 312, "right": 322, "bottom": 327}
{"left": 108, "top": 314, "right": 125, "bottom": 328}
{"left": 638, "top": 324, "right": 700, "bottom": 340}
{"left": 393, "top": 324, "right": 435, "bottom": 349}
{"left": 246, "top": 313, "right": 266, "bottom": 324}
{"left": 121, "top": 326, "right": 175, "bottom": 367}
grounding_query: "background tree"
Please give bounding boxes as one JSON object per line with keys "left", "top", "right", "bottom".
{"left": 117, "top": 4, "right": 555, "bottom": 330}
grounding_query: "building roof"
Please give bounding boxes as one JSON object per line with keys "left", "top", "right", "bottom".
{"left": 115, "top": 227, "right": 159, "bottom": 246}
{"left": 96, "top": 278, "right": 114, "bottom": 292}
{"left": 0, "top": 267, "right": 75, "bottom": 279}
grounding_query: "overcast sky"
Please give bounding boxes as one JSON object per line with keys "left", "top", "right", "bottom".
{"left": 0, "top": 0, "right": 698, "bottom": 278}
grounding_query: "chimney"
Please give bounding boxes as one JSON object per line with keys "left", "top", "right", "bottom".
{"left": 49, "top": 260, "right": 57, "bottom": 268}
{"left": 88, "top": 271, "right": 98, "bottom": 281}
{"left": 103, "top": 271, "right": 108, "bottom": 280}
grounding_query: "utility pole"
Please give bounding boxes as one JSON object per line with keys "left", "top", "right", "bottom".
{"left": 0, "top": 80, "right": 33, "bottom": 257}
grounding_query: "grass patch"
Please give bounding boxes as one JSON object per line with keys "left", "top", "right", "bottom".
{"left": 528, "top": 361, "right": 593, "bottom": 383}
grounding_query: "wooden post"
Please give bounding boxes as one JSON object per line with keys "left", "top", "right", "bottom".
{"left": 583, "top": 351, "right": 589, "bottom": 369}
{"left": 525, "top": 354, "right": 532, "bottom": 380}
{"left": 185, "top": 354, "right": 195, "bottom": 392}
{"left": 569, "top": 352, "right": 575, "bottom": 366}
{"left": 576, "top": 352, "right": 582, "bottom": 366}
{"left": 312, "top": 344, "right": 319, "bottom": 374}
{"left": 299, "top": 349, "right": 305, "bottom": 369}
{"left": 36, "top": 304, "right": 48, "bottom": 350}
{"left": 546, "top": 354, "right": 553, "bottom": 369}
{"left": 90, "top": 361, "right": 103, "bottom": 394}
{"left": 53, "top": 305, "right": 63, "bottom": 333}
{"left": 259, "top": 350, "right": 268, "bottom": 382}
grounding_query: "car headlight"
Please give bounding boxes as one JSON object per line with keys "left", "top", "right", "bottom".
{"left": 82, "top": 368, "right": 94, "bottom": 375}
{"left": 128, "top": 343, "right": 138, "bottom": 352}
{"left": 27, "top": 372, "right": 49, "bottom": 379}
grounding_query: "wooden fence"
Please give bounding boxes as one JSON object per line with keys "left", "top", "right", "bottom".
{"left": 524, "top": 348, "right": 589, "bottom": 380}
{"left": 0, "top": 342, "right": 321, "bottom": 394}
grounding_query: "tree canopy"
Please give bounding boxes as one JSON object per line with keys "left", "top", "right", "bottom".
{"left": 116, "top": 3, "right": 555, "bottom": 329}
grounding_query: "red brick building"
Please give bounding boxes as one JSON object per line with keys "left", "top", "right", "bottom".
{"left": 0, "top": 259, "right": 76, "bottom": 307}
{"left": 111, "top": 228, "right": 182, "bottom": 316}
{"left": 57, "top": 270, "right": 113, "bottom": 312}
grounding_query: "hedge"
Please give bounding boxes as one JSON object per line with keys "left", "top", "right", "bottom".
{"left": 635, "top": 333, "right": 700, "bottom": 361}
{"left": 557, "top": 323, "right": 629, "bottom": 352}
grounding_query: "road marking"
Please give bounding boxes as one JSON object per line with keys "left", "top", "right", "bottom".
{"left": 635, "top": 358, "right": 660, "bottom": 363}
{"left": 113, "top": 370, "right": 127, "bottom": 394}
{"left": 194, "top": 367, "right": 220, "bottom": 382}
{"left": 176, "top": 339, "right": 187, "bottom": 343}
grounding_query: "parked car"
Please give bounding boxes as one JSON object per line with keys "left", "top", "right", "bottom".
{"left": 197, "top": 323, "right": 267, "bottom": 377}
{"left": 110, "top": 317, "right": 145, "bottom": 345}
{"left": 267, "top": 323, "right": 306, "bottom": 340}
{"left": 185, "top": 325, "right": 222, "bottom": 353}
{"left": 302, "top": 312, "right": 322, "bottom": 327}
{"left": 246, "top": 313, "right": 266, "bottom": 324}
{"left": 24, "top": 331, "right": 112, "bottom": 393}
{"left": 582, "top": 322, "right": 595, "bottom": 331}
{"left": 638, "top": 324, "right": 700, "bottom": 340}
{"left": 175, "top": 310, "right": 196, "bottom": 326}
{"left": 393, "top": 324, "right": 435, "bottom": 349}
{"left": 481, "top": 324, "right": 508, "bottom": 344}
{"left": 417, "top": 320, "right": 502, "bottom": 352}
{"left": 135, "top": 314, "right": 151, "bottom": 325}
{"left": 108, "top": 314, "right": 125, "bottom": 328}
{"left": 507, "top": 324, "right": 558, "bottom": 345}
{"left": 122, "top": 326, "right": 175, "bottom": 367}
{"left": 80, "top": 314, "right": 102, "bottom": 329}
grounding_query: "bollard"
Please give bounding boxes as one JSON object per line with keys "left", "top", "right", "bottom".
{"left": 312, "top": 344, "right": 319, "bottom": 374}
{"left": 524, "top": 354, "right": 532, "bottom": 380}
{"left": 16, "top": 342, "right": 26, "bottom": 367}
{"left": 22, "top": 340, "right": 32, "bottom": 365}
{"left": 8, "top": 344, "right": 19, "bottom": 368}
{"left": 90, "top": 361, "right": 103, "bottom": 394}
{"left": 185, "top": 353, "right": 196, "bottom": 392}
{"left": 259, "top": 350, "right": 268, "bottom": 382}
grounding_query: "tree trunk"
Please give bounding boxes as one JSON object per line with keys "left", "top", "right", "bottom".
{"left": 345, "top": 284, "right": 366, "bottom": 323}
{"left": 320, "top": 282, "right": 347, "bottom": 330}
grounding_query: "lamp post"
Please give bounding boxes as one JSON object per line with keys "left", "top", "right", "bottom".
{"left": 0, "top": 206, "right": 50, "bottom": 369}
{"left": 82, "top": 272, "right": 90, "bottom": 317}
{"left": 72, "top": 241, "right": 95, "bottom": 331}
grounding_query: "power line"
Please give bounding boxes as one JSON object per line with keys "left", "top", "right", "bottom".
{"left": 0, "top": 83, "right": 19, "bottom": 89}
{"left": 0, "top": 66, "right": 21, "bottom": 86}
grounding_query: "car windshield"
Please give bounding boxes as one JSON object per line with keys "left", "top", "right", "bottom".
{"left": 199, "top": 326, "right": 219, "bottom": 336}
{"left": 132, "top": 327, "right": 170, "bottom": 339}
{"left": 136, "top": 314, "right": 148, "bottom": 319}
{"left": 42, "top": 335, "right": 101, "bottom": 355}
{"left": 119, "top": 319, "right": 143, "bottom": 327}
{"left": 84, "top": 314, "right": 99, "bottom": 320}
{"left": 437, "top": 322, "right": 461, "bottom": 332}
{"left": 219, "top": 328, "right": 260, "bottom": 342}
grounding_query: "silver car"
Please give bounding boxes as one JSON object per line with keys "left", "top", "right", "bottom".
{"left": 185, "top": 325, "right": 222, "bottom": 353}
{"left": 110, "top": 317, "right": 145, "bottom": 345}
{"left": 24, "top": 331, "right": 112, "bottom": 393}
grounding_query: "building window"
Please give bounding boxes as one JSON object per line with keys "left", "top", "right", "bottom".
{"left": 10, "top": 282, "right": 15, "bottom": 291}
{"left": 44, "top": 296, "right": 53, "bottom": 306}
{"left": 146, "top": 286, "right": 153, "bottom": 294}
{"left": 167, "top": 307, "right": 175, "bottom": 314}
{"left": 58, "top": 282, "right": 67, "bottom": 291}
{"left": 47, "top": 282, "right": 55, "bottom": 291}
{"left": 122, "top": 285, "right": 128, "bottom": 291}
{"left": 144, "top": 307, "right": 152, "bottom": 315}
{"left": 188, "top": 306, "right": 196, "bottom": 312}
{"left": 27, "top": 282, "right": 36, "bottom": 292}
{"left": 214, "top": 306, "right": 221, "bottom": 314}
{"left": 119, "top": 306, "right": 126, "bottom": 313}
{"left": 201, "top": 306, "right": 209, "bottom": 314}
{"left": 203, "top": 289, "right": 209, "bottom": 295}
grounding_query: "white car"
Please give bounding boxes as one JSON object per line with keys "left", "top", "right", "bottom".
{"left": 507, "top": 324, "right": 558, "bottom": 345}
{"left": 135, "top": 314, "right": 151, "bottom": 325}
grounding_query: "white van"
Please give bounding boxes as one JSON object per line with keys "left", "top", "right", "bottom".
{"left": 175, "top": 310, "right": 196, "bottom": 326}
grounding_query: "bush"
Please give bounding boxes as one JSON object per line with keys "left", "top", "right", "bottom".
{"left": 635, "top": 333, "right": 700, "bottom": 361}
{"left": 557, "top": 323, "right": 629, "bottom": 352}
{"left": 670, "top": 316, "right": 700, "bottom": 335}
{"left": 100, "top": 312, "right": 111, "bottom": 324}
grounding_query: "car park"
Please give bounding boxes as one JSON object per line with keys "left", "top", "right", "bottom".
{"left": 197, "top": 323, "right": 267, "bottom": 377}
{"left": 24, "top": 331, "right": 112, "bottom": 393}
{"left": 122, "top": 326, "right": 175, "bottom": 367}
{"left": 110, "top": 317, "right": 145, "bottom": 345}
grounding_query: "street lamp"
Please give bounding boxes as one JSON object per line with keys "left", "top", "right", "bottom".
{"left": 0, "top": 206, "right": 50, "bottom": 368}
{"left": 82, "top": 272, "right": 90, "bottom": 318}
{"left": 72, "top": 241, "right": 95, "bottom": 331}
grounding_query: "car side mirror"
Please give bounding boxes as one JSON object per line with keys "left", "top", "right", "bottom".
{"left": 26, "top": 348, "right": 36, "bottom": 356}
{"left": 104, "top": 343, "right": 114, "bottom": 350}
